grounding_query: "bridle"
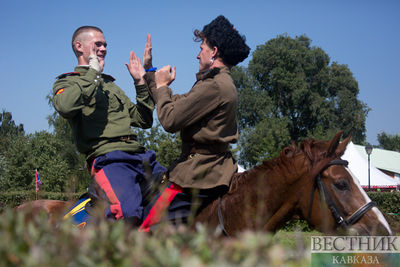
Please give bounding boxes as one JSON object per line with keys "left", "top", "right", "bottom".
{"left": 307, "top": 159, "right": 377, "bottom": 229}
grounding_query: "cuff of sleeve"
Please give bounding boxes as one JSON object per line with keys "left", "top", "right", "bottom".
{"left": 144, "top": 72, "right": 156, "bottom": 91}
{"left": 82, "top": 68, "right": 101, "bottom": 98}
{"left": 85, "top": 68, "right": 101, "bottom": 81}
{"left": 151, "top": 85, "right": 170, "bottom": 103}
{"left": 135, "top": 83, "right": 150, "bottom": 98}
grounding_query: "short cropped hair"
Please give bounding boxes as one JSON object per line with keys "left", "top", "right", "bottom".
{"left": 71, "top": 26, "right": 103, "bottom": 57}
{"left": 194, "top": 15, "right": 250, "bottom": 66}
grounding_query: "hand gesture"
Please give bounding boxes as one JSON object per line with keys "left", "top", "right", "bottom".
{"left": 89, "top": 43, "right": 102, "bottom": 72}
{"left": 125, "top": 51, "right": 145, "bottom": 85}
{"left": 143, "top": 34, "right": 152, "bottom": 70}
{"left": 155, "top": 65, "right": 176, "bottom": 88}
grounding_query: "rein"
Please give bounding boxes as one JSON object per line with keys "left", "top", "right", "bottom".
{"left": 218, "top": 197, "right": 230, "bottom": 237}
{"left": 307, "top": 159, "right": 377, "bottom": 229}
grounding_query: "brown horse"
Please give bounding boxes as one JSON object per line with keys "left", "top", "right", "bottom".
{"left": 195, "top": 131, "right": 392, "bottom": 236}
{"left": 15, "top": 131, "right": 392, "bottom": 236}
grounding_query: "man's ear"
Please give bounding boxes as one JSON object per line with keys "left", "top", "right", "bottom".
{"left": 75, "top": 41, "right": 83, "bottom": 55}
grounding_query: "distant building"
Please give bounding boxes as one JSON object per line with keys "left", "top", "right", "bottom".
{"left": 353, "top": 144, "right": 400, "bottom": 185}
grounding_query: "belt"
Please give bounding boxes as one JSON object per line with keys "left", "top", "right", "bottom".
{"left": 109, "top": 135, "right": 137, "bottom": 142}
{"left": 85, "top": 135, "right": 137, "bottom": 170}
{"left": 182, "top": 142, "right": 229, "bottom": 155}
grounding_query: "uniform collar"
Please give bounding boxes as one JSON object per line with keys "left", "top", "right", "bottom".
{"left": 74, "top": 66, "right": 115, "bottom": 81}
{"left": 195, "top": 65, "right": 230, "bottom": 81}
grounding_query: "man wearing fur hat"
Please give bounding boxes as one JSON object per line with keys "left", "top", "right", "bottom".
{"left": 139, "top": 15, "right": 250, "bottom": 230}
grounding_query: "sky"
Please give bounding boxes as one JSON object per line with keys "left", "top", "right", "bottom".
{"left": 1, "top": 0, "right": 399, "bottom": 145}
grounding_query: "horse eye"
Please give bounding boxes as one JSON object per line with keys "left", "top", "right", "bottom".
{"left": 334, "top": 180, "right": 350, "bottom": 191}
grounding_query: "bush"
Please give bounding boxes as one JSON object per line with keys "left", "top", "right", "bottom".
{"left": 368, "top": 191, "right": 400, "bottom": 214}
{"left": 0, "top": 208, "right": 312, "bottom": 266}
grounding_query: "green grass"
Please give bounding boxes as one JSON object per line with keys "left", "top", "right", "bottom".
{"left": 0, "top": 207, "right": 313, "bottom": 267}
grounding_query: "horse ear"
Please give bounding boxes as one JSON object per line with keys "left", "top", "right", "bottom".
{"left": 336, "top": 132, "right": 352, "bottom": 157}
{"left": 327, "top": 130, "right": 344, "bottom": 157}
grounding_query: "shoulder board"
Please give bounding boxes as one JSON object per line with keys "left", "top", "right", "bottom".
{"left": 102, "top": 73, "right": 115, "bottom": 81}
{"left": 56, "top": 72, "right": 81, "bottom": 80}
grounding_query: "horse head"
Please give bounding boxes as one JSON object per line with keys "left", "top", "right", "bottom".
{"left": 296, "top": 131, "right": 392, "bottom": 235}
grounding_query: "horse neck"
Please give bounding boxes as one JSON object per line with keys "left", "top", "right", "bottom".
{"left": 222, "top": 155, "right": 310, "bottom": 232}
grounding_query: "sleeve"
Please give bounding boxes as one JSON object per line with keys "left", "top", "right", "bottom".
{"left": 144, "top": 71, "right": 157, "bottom": 95}
{"left": 152, "top": 80, "right": 221, "bottom": 133}
{"left": 126, "top": 83, "right": 155, "bottom": 129}
{"left": 52, "top": 68, "right": 101, "bottom": 118}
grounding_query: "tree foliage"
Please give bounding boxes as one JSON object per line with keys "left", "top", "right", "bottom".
{"left": 0, "top": 110, "right": 25, "bottom": 154}
{"left": 1, "top": 131, "right": 72, "bottom": 191}
{"left": 137, "top": 121, "right": 181, "bottom": 169}
{"left": 0, "top": 103, "right": 90, "bottom": 192}
{"left": 377, "top": 132, "right": 400, "bottom": 152}
{"left": 234, "top": 34, "right": 369, "bottom": 167}
{"left": 46, "top": 96, "right": 91, "bottom": 191}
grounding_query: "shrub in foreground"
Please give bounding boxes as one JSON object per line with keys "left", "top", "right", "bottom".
{"left": 0, "top": 207, "right": 311, "bottom": 266}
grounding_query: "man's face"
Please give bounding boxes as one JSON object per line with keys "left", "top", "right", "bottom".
{"left": 76, "top": 30, "right": 107, "bottom": 68}
{"left": 197, "top": 39, "right": 214, "bottom": 72}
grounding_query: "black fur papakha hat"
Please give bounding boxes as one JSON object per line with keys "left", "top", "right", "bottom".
{"left": 195, "top": 15, "right": 250, "bottom": 66}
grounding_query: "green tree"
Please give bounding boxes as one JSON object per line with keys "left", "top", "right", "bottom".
{"left": 233, "top": 34, "right": 369, "bottom": 167}
{"left": 0, "top": 110, "right": 24, "bottom": 154}
{"left": 377, "top": 132, "right": 400, "bottom": 152}
{"left": 1, "top": 131, "right": 72, "bottom": 192}
{"left": 47, "top": 95, "right": 91, "bottom": 191}
{"left": 137, "top": 121, "right": 181, "bottom": 168}
{"left": 238, "top": 117, "right": 291, "bottom": 168}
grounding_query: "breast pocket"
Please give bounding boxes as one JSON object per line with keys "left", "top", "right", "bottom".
{"left": 108, "top": 91, "right": 125, "bottom": 112}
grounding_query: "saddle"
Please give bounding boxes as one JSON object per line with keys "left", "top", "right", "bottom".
{"left": 62, "top": 171, "right": 166, "bottom": 227}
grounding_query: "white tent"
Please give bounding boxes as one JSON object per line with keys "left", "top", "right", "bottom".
{"left": 342, "top": 142, "right": 398, "bottom": 189}
{"left": 237, "top": 165, "right": 246, "bottom": 173}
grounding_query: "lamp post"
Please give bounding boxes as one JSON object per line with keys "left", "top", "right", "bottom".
{"left": 365, "top": 143, "right": 373, "bottom": 191}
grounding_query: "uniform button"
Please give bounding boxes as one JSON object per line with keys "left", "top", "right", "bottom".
{"left": 96, "top": 75, "right": 100, "bottom": 78}
{"left": 94, "top": 79, "right": 98, "bottom": 83}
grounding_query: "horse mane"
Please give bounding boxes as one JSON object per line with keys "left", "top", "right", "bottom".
{"left": 228, "top": 137, "right": 320, "bottom": 194}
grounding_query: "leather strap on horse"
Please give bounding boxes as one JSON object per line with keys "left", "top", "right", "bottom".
{"left": 316, "top": 174, "right": 349, "bottom": 228}
{"left": 218, "top": 196, "right": 230, "bottom": 237}
{"left": 307, "top": 160, "right": 349, "bottom": 223}
{"left": 308, "top": 159, "right": 377, "bottom": 229}
{"left": 347, "top": 200, "right": 377, "bottom": 225}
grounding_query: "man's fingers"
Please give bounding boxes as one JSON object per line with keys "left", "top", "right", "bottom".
{"left": 146, "top": 34, "right": 152, "bottom": 47}
{"left": 130, "top": 51, "right": 135, "bottom": 62}
{"left": 171, "top": 66, "right": 176, "bottom": 81}
{"left": 159, "top": 65, "right": 171, "bottom": 72}
{"left": 129, "top": 51, "right": 141, "bottom": 66}
{"left": 90, "top": 43, "right": 96, "bottom": 55}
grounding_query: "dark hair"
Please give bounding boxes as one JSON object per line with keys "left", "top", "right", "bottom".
{"left": 194, "top": 15, "right": 250, "bottom": 66}
{"left": 71, "top": 26, "right": 103, "bottom": 56}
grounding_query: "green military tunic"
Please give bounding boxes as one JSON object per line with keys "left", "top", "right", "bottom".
{"left": 147, "top": 66, "right": 238, "bottom": 189}
{"left": 53, "top": 66, "right": 155, "bottom": 160}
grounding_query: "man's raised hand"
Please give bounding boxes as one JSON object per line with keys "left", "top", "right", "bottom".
{"left": 89, "top": 43, "right": 101, "bottom": 72}
{"left": 125, "top": 51, "right": 145, "bottom": 85}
